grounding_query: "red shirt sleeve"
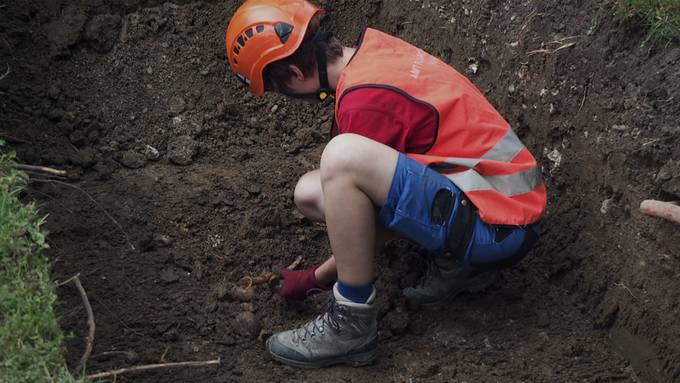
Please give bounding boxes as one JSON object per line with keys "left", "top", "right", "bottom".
{"left": 335, "top": 87, "right": 436, "bottom": 154}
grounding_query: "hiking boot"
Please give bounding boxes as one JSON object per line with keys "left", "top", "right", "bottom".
{"left": 403, "top": 256, "right": 498, "bottom": 307}
{"left": 266, "top": 284, "right": 378, "bottom": 369}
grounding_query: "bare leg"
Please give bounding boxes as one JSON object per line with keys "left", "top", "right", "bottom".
{"left": 295, "top": 167, "right": 395, "bottom": 286}
{"left": 319, "top": 134, "right": 398, "bottom": 286}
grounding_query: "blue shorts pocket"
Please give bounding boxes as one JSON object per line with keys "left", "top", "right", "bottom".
{"left": 466, "top": 218, "right": 541, "bottom": 270}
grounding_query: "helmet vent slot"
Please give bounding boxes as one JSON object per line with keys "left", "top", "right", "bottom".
{"left": 275, "top": 22, "right": 294, "bottom": 43}
{"left": 256, "top": 25, "right": 265, "bottom": 33}
{"left": 245, "top": 28, "right": 254, "bottom": 38}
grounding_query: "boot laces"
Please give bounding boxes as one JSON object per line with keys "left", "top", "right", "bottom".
{"left": 293, "top": 296, "right": 344, "bottom": 342}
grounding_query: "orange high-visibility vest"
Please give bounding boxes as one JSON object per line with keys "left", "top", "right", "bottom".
{"left": 335, "top": 28, "right": 546, "bottom": 225}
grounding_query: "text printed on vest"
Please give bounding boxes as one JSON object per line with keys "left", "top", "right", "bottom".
{"left": 410, "top": 49, "right": 426, "bottom": 79}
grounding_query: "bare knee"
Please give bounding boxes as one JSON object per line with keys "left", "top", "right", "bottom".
{"left": 320, "top": 134, "right": 368, "bottom": 184}
{"left": 294, "top": 170, "right": 324, "bottom": 222}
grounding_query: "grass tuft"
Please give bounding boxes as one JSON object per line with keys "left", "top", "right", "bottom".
{"left": 0, "top": 141, "right": 74, "bottom": 383}
{"left": 618, "top": 0, "right": 680, "bottom": 41}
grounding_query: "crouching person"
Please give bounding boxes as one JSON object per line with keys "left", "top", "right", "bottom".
{"left": 225, "top": 0, "right": 546, "bottom": 368}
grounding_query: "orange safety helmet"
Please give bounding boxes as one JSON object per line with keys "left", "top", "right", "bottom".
{"left": 226, "top": 0, "right": 324, "bottom": 96}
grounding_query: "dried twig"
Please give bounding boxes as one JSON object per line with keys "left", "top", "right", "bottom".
{"left": 160, "top": 346, "right": 170, "bottom": 363}
{"left": 85, "top": 358, "right": 221, "bottom": 380}
{"left": 57, "top": 273, "right": 95, "bottom": 376}
{"left": 519, "top": 10, "right": 538, "bottom": 34}
{"left": 0, "top": 64, "right": 10, "bottom": 81}
{"left": 29, "top": 178, "right": 136, "bottom": 250}
{"left": 613, "top": 282, "right": 637, "bottom": 300}
{"left": 12, "top": 163, "right": 67, "bottom": 177}
{"left": 239, "top": 255, "right": 304, "bottom": 288}
{"left": 527, "top": 41, "right": 576, "bottom": 55}
{"left": 578, "top": 82, "right": 589, "bottom": 112}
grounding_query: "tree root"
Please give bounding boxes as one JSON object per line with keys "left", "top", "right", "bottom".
{"left": 85, "top": 358, "right": 221, "bottom": 380}
{"left": 57, "top": 273, "right": 95, "bottom": 377}
{"left": 238, "top": 255, "right": 303, "bottom": 289}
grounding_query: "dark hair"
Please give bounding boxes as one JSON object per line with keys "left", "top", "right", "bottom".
{"left": 263, "top": 15, "right": 343, "bottom": 93}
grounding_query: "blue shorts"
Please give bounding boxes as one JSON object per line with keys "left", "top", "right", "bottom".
{"left": 377, "top": 154, "right": 541, "bottom": 270}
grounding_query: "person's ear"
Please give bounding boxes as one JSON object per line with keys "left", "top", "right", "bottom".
{"left": 289, "top": 65, "right": 305, "bottom": 82}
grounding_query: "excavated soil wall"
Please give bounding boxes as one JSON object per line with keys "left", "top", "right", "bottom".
{"left": 1, "top": 0, "right": 679, "bottom": 382}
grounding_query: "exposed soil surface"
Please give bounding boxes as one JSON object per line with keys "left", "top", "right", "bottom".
{"left": 2, "top": 0, "right": 680, "bottom": 382}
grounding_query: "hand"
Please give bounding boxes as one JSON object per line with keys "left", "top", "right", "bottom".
{"left": 274, "top": 264, "right": 332, "bottom": 300}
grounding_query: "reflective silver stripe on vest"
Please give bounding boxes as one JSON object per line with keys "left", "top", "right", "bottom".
{"left": 446, "top": 166, "right": 543, "bottom": 196}
{"left": 431, "top": 129, "right": 525, "bottom": 170}
{"left": 430, "top": 127, "right": 543, "bottom": 196}
{"left": 482, "top": 128, "right": 524, "bottom": 162}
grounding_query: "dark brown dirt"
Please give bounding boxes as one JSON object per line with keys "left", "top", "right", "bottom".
{"left": 2, "top": 0, "right": 680, "bottom": 382}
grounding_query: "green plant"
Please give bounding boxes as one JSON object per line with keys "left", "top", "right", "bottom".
{"left": 618, "top": 0, "right": 680, "bottom": 41}
{"left": 0, "top": 142, "right": 74, "bottom": 383}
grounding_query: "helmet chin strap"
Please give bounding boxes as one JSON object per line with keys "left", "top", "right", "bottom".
{"left": 283, "top": 31, "right": 335, "bottom": 106}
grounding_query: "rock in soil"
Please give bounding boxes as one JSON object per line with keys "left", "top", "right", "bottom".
{"left": 168, "top": 135, "right": 198, "bottom": 166}
{"left": 117, "top": 150, "right": 147, "bottom": 169}
{"left": 84, "top": 14, "right": 122, "bottom": 53}
{"left": 233, "top": 312, "right": 261, "bottom": 339}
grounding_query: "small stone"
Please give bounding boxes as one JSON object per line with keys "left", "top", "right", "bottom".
{"left": 600, "top": 198, "right": 614, "bottom": 214}
{"left": 159, "top": 267, "right": 179, "bottom": 283}
{"left": 507, "top": 84, "right": 516, "bottom": 94}
{"left": 152, "top": 234, "right": 173, "bottom": 248}
{"left": 146, "top": 66, "right": 153, "bottom": 75}
{"left": 611, "top": 124, "right": 628, "bottom": 132}
{"left": 144, "top": 144, "right": 160, "bottom": 160}
{"left": 168, "top": 96, "right": 186, "bottom": 116}
{"left": 167, "top": 135, "right": 198, "bottom": 166}
{"left": 270, "top": 104, "right": 279, "bottom": 113}
{"left": 118, "top": 151, "right": 147, "bottom": 169}
{"left": 233, "top": 312, "right": 261, "bottom": 338}
{"left": 246, "top": 184, "right": 262, "bottom": 195}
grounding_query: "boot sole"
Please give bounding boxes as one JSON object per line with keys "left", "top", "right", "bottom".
{"left": 266, "top": 338, "right": 377, "bottom": 369}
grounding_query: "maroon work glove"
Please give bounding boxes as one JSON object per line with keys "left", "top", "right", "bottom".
{"left": 274, "top": 264, "right": 333, "bottom": 300}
